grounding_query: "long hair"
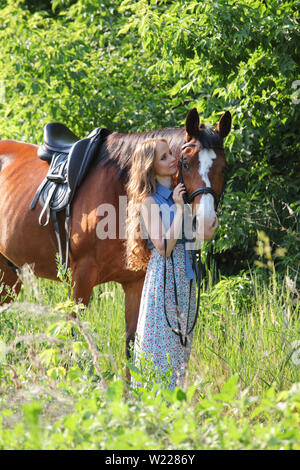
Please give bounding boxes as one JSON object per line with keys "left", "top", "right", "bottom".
{"left": 125, "top": 138, "right": 175, "bottom": 272}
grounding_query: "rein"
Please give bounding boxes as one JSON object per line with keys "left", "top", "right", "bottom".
{"left": 162, "top": 144, "right": 228, "bottom": 347}
{"left": 163, "top": 238, "right": 201, "bottom": 347}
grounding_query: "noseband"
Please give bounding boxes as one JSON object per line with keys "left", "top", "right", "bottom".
{"left": 178, "top": 160, "right": 219, "bottom": 206}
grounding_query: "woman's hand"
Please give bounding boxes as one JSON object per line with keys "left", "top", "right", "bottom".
{"left": 172, "top": 183, "right": 186, "bottom": 209}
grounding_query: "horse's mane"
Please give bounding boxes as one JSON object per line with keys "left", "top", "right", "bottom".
{"left": 93, "top": 127, "right": 185, "bottom": 180}
{"left": 94, "top": 124, "right": 222, "bottom": 180}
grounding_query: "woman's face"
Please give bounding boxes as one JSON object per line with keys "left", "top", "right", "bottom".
{"left": 153, "top": 141, "right": 177, "bottom": 177}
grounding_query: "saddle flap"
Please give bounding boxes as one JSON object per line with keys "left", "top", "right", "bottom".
{"left": 67, "top": 127, "right": 110, "bottom": 198}
{"left": 67, "top": 138, "right": 91, "bottom": 192}
{"left": 38, "top": 153, "right": 70, "bottom": 213}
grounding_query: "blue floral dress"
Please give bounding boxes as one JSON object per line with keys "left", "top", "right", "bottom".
{"left": 132, "top": 182, "right": 197, "bottom": 389}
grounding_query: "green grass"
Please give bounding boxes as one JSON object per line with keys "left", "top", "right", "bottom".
{"left": 189, "top": 268, "right": 300, "bottom": 395}
{"left": 0, "top": 262, "right": 299, "bottom": 449}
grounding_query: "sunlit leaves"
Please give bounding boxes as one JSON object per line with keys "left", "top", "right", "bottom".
{"left": 0, "top": 0, "right": 299, "bottom": 270}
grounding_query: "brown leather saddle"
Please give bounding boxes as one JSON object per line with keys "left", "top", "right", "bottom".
{"left": 30, "top": 123, "right": 111, "bottom": 273}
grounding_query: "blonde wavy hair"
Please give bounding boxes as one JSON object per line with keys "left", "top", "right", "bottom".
{"left": 124, "top": 138, "right": 176, "bottom": 272}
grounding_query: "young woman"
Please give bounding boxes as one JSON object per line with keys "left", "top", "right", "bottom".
{"left": 125, "top": 138, "right": 197, "bottom": 389}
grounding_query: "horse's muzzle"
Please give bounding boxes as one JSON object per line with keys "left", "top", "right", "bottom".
{"left": 192, "top": 214, "right": 218, "bottom": 241}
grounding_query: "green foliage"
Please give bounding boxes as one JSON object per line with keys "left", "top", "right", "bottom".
{"left": 0, "top": 2, "right": 299, "bottom": 447}
{"left": 1, "top": 368, "right": 300, "bottom": 449}
{"left": 0, "top": 260, "right": 299, "bottom": 449}
{"left": 0, "top": 0, "right": 299, "bottom": 272}
{"left": 116, "top": 0, "right": 300, "bottom": 273}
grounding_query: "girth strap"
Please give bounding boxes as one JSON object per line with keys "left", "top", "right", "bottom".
{"left": 51, "top": 209, "right": 63, "bottom": 267}
{"left": 64, "top": 204, "right": 70, "bottom": 272}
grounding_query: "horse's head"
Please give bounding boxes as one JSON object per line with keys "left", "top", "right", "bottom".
{"left": 178, "top": 108, "right": 231, "bottom": 242}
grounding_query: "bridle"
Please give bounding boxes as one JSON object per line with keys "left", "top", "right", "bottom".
{"left": 163, "top": 141, "right": 228, "bottom": 347}
{"left": 179, "top": 141, "right": 227, "bottom": 210}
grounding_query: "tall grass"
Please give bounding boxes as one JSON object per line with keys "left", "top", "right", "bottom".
{"left": 189, "top": 266, "right": 299, "bottom": 395}
{"left": 0, "top": 259, "right": 299, "bottom": 449}
{"left": 11, "top": 259, "right": 299, "bottom": 395}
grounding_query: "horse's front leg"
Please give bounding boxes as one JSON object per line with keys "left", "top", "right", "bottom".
{"left": 121, "top": 276, "right": 145, "bottom": 380}
{"left": 71, "top": 257, "right": 98, "bottom": 306}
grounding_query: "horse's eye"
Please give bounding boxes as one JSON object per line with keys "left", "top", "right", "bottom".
{"left": 183, "top": 161, "right": 189, "bottom": 170}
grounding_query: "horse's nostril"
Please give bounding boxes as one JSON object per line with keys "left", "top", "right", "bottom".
{"left": 211, "top": 217, "right": 217, "bottom": 229}
{"left": 192, "top": 215, "right": 217, "bottom": 233}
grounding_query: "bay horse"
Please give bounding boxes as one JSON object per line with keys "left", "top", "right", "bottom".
{"left": 0, "top": 107, "right": 231, "bottom": 362}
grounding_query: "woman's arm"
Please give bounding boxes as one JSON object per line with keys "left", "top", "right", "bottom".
{"left": 140, "top": 185, "right": 185, "bottom": 257}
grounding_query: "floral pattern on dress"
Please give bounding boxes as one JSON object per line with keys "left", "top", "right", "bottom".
{"left": 132, "top": 243, "right": 196, "bottom": 389}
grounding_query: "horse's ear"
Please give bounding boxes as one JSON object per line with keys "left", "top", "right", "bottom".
{"left": 216, "top": 111, "right": 232, "bottom": 139}
{"left": 185, "top": 108, "right": 200, "bottom": 138}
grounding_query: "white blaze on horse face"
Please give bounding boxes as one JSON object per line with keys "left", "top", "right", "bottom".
{"left": 198, "top": 149, "right": 216, "bottom": 187}
{"left": 195, "top": 148, "right": 218, "bottom": 239}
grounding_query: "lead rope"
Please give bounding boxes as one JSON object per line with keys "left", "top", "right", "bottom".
{"left": 188, "top": 249, "right": 201, "bottom": 335}
{"left": 163, "top": 238, "right": 186, "bottom": 346}
{"left": 163, "top": 237, "right": 201, "bottom": 347}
